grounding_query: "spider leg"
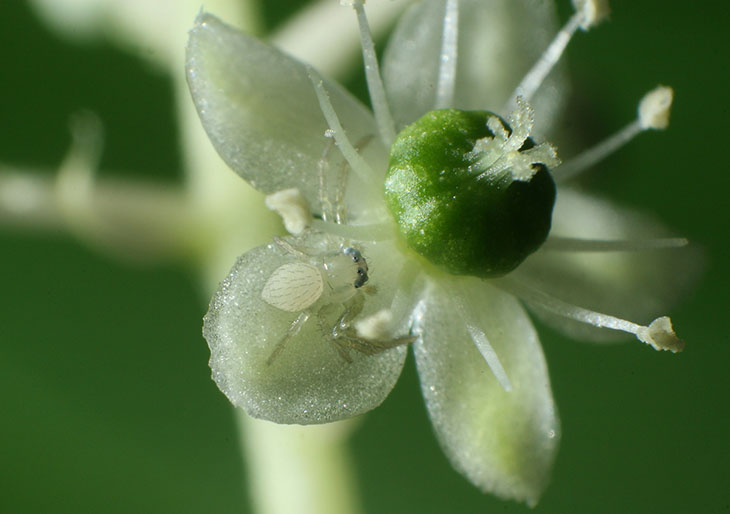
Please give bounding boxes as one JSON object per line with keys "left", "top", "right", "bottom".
{"left": 272, "top": 236, "right": 308, "bottom": 258}
{"left": 336, "top": 333, "right": 418, "bottom": 356}
{"left": 312, "top": 302, "right": 353, "bottom": 363}
{"left": 265, "top": 310, "right": 311, "bottom": 366}
{"left": 332, "top": 339, "right": 354, "bottom": 363}
{"left": 330, "top": 294, "right": 416, "bottom": 360}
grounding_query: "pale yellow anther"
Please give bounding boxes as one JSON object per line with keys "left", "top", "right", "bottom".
{"left": 264, "top": 188, "right": 312, "bottom": 235}
{"left": 636, "top": 316, "right": 685, "bottom": 353}
{"left": 355, "top": 308, "right": 393, "bottom": 340}
{"left": 639, "top": 85, "right": 674, "bottom": 130}
{"left": 572, "top": 0, "right": 610, "bottom": 29}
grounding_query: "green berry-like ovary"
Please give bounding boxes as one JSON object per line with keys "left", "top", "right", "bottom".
{"left": 385, "top": 109, "right": 556, "bottom": 277}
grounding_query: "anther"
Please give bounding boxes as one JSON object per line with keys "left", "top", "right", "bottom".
{"left": 572, "top": 0, "right": 610, "bottom": 30}
{"left": 638, "top": 85, "right": 673, "bottom": 130}
{"left": 265, "top": 188, "right": 312, "bottom": 235}
{"left": 355, "top": 308, "right": 393, "bottom": 340}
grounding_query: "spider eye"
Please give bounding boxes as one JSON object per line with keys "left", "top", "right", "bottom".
{"left": 343, "top": 246, "right": 362, "bottom": 263}
{"left": 354, "top": 267, "right": 369, "bottom": 288}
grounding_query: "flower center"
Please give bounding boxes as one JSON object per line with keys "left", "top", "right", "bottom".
{"left": 385, "top": 106, "right": 558, "bottom": 278}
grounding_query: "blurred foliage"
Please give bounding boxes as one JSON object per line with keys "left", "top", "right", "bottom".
{"left": 1, "top": 1, "right": 728, "bottom": 513}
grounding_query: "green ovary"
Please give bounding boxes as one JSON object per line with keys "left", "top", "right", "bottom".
{"left": 385, "top": 109, "right": 556, "bottom": 278}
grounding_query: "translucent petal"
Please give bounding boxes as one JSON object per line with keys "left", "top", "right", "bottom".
{"left": 412, "top": 276, "right": 559, "bottom": 505}
{"left": 186, "top": 13, "right": 388, "bottom": 222}
{"left": 203, "top": 231, "right": 408, "bottom": 425}
{"left": 382, "top": 0, "right": 565, "bottom": 135}
{"left": 514, "top": 188, "right": 701, "bottom": 342}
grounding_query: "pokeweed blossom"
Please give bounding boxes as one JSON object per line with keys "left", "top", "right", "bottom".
{"left": 187, "top": 0, "right": 693, "bottom": 505}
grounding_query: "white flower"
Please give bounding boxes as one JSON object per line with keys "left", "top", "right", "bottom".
{"left": 187, "top": 0, "right": 694, "bottom": 505}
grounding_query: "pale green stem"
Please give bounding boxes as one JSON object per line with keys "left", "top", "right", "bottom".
{"left": 237, "top": 413, "right": 364, "bottom": 514}
{"left": 0, "top": 166, "right": 195, "bottom": 262}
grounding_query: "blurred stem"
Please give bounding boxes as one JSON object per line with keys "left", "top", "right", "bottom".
{"left": 237, "top": 412, "right": 363, "bottom": 514}
{"left": 0, "top": 165, "right": 195, "bottom": 262}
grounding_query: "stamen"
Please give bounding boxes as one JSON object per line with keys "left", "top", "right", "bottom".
{"left": 638, "top": 85, "right": 674, "bottom": 130}
{"left": 505, "top": 0, "right": 609, "bottom": 110}
{"left": 452, "top": 284, "right": 513, "bottom": 392}
{"left": 310, "top": 219, "right": 394, "bottom": 242}
{"left": 572, "top": 0, "right": 611, "bottom": 30}
{"left": 264, "top": 188, "right": 312, "bottom": 235}
{"left": 355, "top": 308, "right": 393, "bottom": 340}
{"left": 307, "top": 68, "right": 377, "bottom": 186}
{"left": 350, "top": 0, "right": 397, "bottom": 146}
{"left": 543, "top": 235, "right": 688, "bottom": 252}
{"left": 552, "top": 121, "right": 641, "bottom": 182}
{"left": 498, "top": 278, "right": 685, "bottom": 353}
{"left": 317, "top": 137, "right": 336, "bottom": 222}
{"left": 553, "top": 86, "right": 674, "bottom": 182}
{"left": 434, "top": 0, "right": 459, "bottom": 109}
{"left": 636, "top": 317, "right": 684, "bottom": 353}
{"left": 506, "top": 14, "right": 581, "bottom": 109}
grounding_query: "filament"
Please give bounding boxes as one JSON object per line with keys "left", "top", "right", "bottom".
{"left": 505, "top": 12, "right": 582, "bottom": 110}
{"left": 434, "top": 0, "right": 459, "bottom": 109}
{"left": 552, "top": 121, "right": 642, "bottom": 182}
{"left": 308, "top": 69, "right": 377, "bottom": 189}
{"left": 352, "top": 1, "right": 397, "bottom": 146}
{"left": 542, "top": 236, "right": 689, "bottom": 252}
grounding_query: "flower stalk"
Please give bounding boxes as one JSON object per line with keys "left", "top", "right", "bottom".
{"left": 238, "top": 413, "right": 363, "bottom": 514}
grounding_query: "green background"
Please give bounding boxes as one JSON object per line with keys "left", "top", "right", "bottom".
{"left": 1, "top": 1, "right": 727, "bottom": 513}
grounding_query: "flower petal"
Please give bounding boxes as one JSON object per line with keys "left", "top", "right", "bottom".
{"left": 382, "top": 0, "right": 565, "bottom": 134}
{"left": 513, "top": 187, "right": 701, "bottom": 341}
{"left": 203, "top": 231, "right": 408, "bottom": 425}
{"left": 186, "top": 13, "right": 388, "bottom": 222}
{"left": 412, "top": 276, "right": 559, "bottom": 505}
